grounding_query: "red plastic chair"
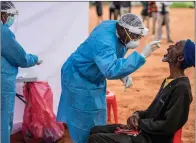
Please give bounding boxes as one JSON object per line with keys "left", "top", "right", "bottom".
{"left": 106, "top": 90, "right": 118, "bottom": 124}
{"left": 173, "top": 128, "right": 182, "bottom": 143}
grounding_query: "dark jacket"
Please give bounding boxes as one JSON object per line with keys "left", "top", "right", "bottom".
{"left": 113, "top": 1, "right": 121, "bottom": 10}
{"left": 141, "top": 1, "right": 149, "bottom": 16}
{"left": 137, "top": 77, "right": 192, "bottom": 143}
{"left": 120, "top": 1, "right": 131, "bottom": 8}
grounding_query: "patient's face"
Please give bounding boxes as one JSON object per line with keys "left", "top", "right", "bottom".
{"left": 162, "top": 41, "right": 186, "bottom": 64}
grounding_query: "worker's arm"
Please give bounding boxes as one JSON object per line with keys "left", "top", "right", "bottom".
{"left": 1, "top": 27, "right": 38, "bottom": 68}
{"left": 138, "top": 86, "right": 191, "bottom": 135}
{"left": 94, "top": 46, "right": 146, "bottom": 80}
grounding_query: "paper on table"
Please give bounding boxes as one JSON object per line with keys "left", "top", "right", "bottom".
{"left": 16, "top": 72, "right": 38, "bottom": 83}
{"left": 16, "top": 73, "right": 28, "bottom": 78}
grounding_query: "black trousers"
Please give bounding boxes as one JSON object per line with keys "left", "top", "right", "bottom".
{"left": 88, "top": 124, "right": 150, "bottom": 143}
{"left": 109, "top": 8, "right": 115, "bottom": 20}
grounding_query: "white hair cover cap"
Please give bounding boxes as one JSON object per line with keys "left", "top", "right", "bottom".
{"left": 119, "top": 13, "right": 148, "bottom": 36}
{"left": 1, "top": 1, "right": 18, "bottom": 15}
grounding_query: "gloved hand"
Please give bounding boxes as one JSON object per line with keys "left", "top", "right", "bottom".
{"left": 140, "top": 41, "right": 161, "bottom": 58}
{"left": 36, "top": 60, "right": 43, "bottom": 65}
{"left": 120, "top": 76, "right": 133, "bottom": 91}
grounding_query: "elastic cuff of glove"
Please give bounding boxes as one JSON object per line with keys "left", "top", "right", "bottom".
{"left": 140, "top": 53, "right": 146, "bottom": 58}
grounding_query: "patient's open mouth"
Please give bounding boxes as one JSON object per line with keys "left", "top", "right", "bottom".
{"left": 162, "top": 54, "right": 168, "bottom": 62}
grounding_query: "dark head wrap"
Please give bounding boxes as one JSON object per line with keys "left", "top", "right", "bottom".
{"left": 183, "top": 39, "right": 195, "bottom": 69}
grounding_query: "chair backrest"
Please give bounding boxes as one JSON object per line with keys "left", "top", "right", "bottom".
{"left": 173, "top": 128, "right": 182, "bottom": 143}
{"left": 106, "top": 90, "right": 115, "bottom": 97}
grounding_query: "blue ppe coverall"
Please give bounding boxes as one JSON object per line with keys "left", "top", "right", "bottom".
{"left": 1, "top": 24, "right": 38, "bottom": 143}
{"left": 57, "top": 20, "right": 146, "bottom": 143}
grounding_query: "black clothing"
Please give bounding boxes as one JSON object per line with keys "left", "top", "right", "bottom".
{"left": 113, "top": 1, "right": 121, "bottom": 10}
{"left": 95, "top": 1, "right": 102, "bottom": 16}
{"left": 120, "top": 1, "right": 131, "bottom": 8}
{"left": 88, "top": 77, "right": 192, "bottom": 143}
{"left": 160, "top": 3, "right": 168, "bottom": 15}
{"left": 113, "top": 1, "right": 121, "bottom": 20}
{"left": 89, "top": 124, "right": 150, "bottom": 143}
{"left": 141, "top": 2, "right": 149, "bottom": 16}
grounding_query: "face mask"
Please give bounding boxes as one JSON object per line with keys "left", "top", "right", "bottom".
{"left": 123, "top": 27, "right": 140, "bottom": 49}
{"left": 5, "top": 16, "right": 15, "bottom": 27}
{"left": 125, "top": 40, "right": 139, "bottom": 49}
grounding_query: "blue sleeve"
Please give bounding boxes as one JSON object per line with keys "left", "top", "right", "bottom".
{"left": 1, "top": 28, "right": 38, "bottom": 68}
{"left": 94, "top": 46, "right": 146, "bottom": 80}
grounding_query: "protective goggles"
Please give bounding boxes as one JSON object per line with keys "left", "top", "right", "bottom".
{"left": 1, "top": 8, "right": 19, "bottom": 15}
{"left": 119, "top": 22, "right": 149, "bottom": 36}
{"left": 1, "top": 8, "right": 19, "bottom": 32}
{"left": 124, "top": 27, "right": 143, "bottom": 41}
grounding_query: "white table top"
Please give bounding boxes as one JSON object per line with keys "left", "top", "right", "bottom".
{"left": 16, "top": 77, "right": 38, "bottom": 83}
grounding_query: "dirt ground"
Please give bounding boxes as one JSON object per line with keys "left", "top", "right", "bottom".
{"left": 11, "top": 5, "right": 195, "bottom": 143}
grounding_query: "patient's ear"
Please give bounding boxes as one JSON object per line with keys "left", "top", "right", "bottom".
{"left": 178, "top": 55, "right": 184, "bottom": 62}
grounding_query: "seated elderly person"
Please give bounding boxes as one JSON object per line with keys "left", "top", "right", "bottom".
{"left": 88, "top": 39, "right": 195, "bottom": 143}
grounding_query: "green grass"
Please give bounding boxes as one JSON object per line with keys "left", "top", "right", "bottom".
{"left": 170, "top": 2, "right": 195, "bottom": 8}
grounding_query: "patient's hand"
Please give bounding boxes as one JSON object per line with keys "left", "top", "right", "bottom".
{"left": 127, "top": 112, "right": 140, "bottom": 130}
{"left": 119, "top": 124, "right": 129, "bottom": 129}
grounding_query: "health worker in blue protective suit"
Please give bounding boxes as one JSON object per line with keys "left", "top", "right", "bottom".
{"left": 57, "top": 13, "right": 160, "bottom": 143}
{"left": 1, "top": 2, "right": 42, "bottom": 143}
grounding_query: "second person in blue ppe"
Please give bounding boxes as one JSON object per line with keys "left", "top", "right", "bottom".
{"left": 1, "top": 2, "right": 42, "bottom": 143}
{"left": 57, "top": 13, "right": 160, "bottom": 143}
